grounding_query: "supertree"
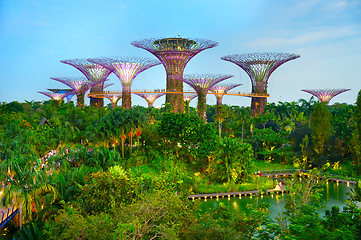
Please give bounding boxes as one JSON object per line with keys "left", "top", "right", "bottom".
{"left": 221, "top": 53, "right": 300, "bottom": 116}
{"left": 38, "top": 91, "right": 70, "bottom": 107}
{"left": 105, "top": 94, "right": 122, "bottom": 109}
{"left": 48, "top": 89, "right": 75, "bottom": 103}
{"left": 51, "top": 77, "right": 105, "bottom": 107}
{"left": 131, "top": 37, "right": 218, "bottom": 113}
{"left": 88, "top": 57, "right": 160, "bottom": 109}
{"left": 210, "top": 84, "right": 242, "bottom": 106}
{"left": 183, "top": 94, "right": 197, "bottom": 114}
{"left": 135, "top": 93, "right": 165, "bottom": 108}
{"left": 60, "top": 59, "right": 113, "bottom": 108}
{"left": 301, "top": 89, "right": 351, "bottom": 104}
{"left": 173, "top": 74, "right": 233, "bottom": 122}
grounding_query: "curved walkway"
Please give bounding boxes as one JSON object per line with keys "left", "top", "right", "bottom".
{"left": 188, "top": 169, "right": 358, "bottom": 200}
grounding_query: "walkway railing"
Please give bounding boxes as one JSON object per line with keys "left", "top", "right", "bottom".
{"left": 0, "top": 206, "right": 19, "bottom": 229}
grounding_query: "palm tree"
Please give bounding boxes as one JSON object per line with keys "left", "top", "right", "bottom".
{"left": 298, "top": 96, "right": 317, "bottom": 127}
{"left": 1, "top": 164, "right": 56, "bottom": 229}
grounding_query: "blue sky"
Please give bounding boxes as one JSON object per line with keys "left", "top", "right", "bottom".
{"left": 0, "top": 0, "right": 360, "bottom": 108}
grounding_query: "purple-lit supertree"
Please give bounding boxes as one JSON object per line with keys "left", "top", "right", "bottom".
{"left": 183, "top": 94, "right": 197, "bottom": 114}
{"left": 48, "top": 89, "right": 75, "bottom": 103}
{"left": 221, "top": 53, "right": 300, "bottom": 116}
{"left": 105, "top": 94, "right": 122, "bottom": 109}
{"left": 301, "top": 89, "right": 351, "bottom": 105}
{"left": 38, "top": 91, "right": 70, "bottom": 107}
{"left": 60, "top": 59, "right": 113, "bottom": 108}
{"left": 51, "top": 77, "right": 105, "bottom": 108}
{"left": 210, "top": 84, "right": 242, "bottom": 106}
{"left": 131, "top": 37, "right": 218, "bottom": 113}
{"left": 173, "top": 74, "right": 233, "bottom": 122}
{"left": 135, "top": 93, "right": 165, "bottom": 108}
{"left": 88, "top": 57, "right": 160, "bottom": 110}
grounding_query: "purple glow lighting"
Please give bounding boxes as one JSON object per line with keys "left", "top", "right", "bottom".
{"left": 105, "top": 94, "right": 122, "bottom": 109}
{"left": 301, "top": 89, "right": 351, "bottom": 104}
{"left": 183, "top": 94, "right": 197, "bottom": 102}
{"left": 131, "top": 37, "right": 218, "bottom": 113}
{"left": 61, "top": 59, "right": 113, "bottom": 107}
{"left": 38, "top": 91, "right": 69, "bottom": 101}
{"left": 172, "top": 73, "right": 233, "bottom": 122}
{"left": 135, "top": 93, "right": 165, "bottom": 107}
{"left": 221, "top": 52, "right": 300, "bottom": 116}
{"left": 210, "top": 84, "right": 242, "bottom": 105}
{"left": 51, "top": 77, "right": 105, "bottom": 107}
{"left": 88, "top": 57, "right": 161, "bottom": 109}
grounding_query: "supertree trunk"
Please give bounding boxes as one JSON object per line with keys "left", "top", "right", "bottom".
{"left": 122, "top": 86, "right": 131, "bottom": 109}
{"left": 216, "top": 96, "right": 223, "bottom": 106}
{"left": 76, "top": 92, "right": 85, "bottom": 108}
{"left": 166, "top": 75, "right": 184, "bottom": 113}
{"left": 198, "top": 90, "right": 207, "bottom": 123}
{"left": 90, "top": 83, "right": 104, "bottom": 108}
{"left": 251, "top": 97, "right": 267, "bottom": 117}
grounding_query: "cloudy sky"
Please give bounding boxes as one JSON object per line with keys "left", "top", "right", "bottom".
{"left": 0, "top": 0, "right": 360, "bottom": 108}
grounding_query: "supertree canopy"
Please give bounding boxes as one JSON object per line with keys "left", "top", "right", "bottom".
{"left": 183, "top": 94, "right": 198, "bottom": 103}
{"left": 51, "top": 77, "right": 104, "bottom": 108}
{"left": 61, "top": 59, "right": 113, "bottom": 108}
{"left": 221, "top": 53, "right": 300, "bottom": 116}
{"left": 301, "top": 89, "right": 351, "bottom": 104}
{"left": 173, "top": 73, "right": 233, "bottom": 122}
{"left": 88, "top": 57, "right": 160, "bottom": 109}
{"left": 48, "top": 89, "right": 75, "bottom": 103}
{"left": 210, "top": 83, "right": 242, "bottom": 106}
{"left": 131, "top": 37, "right": 218, "bottom": 113}
{"left": 38, "top": 91, "right": 70, "bottom": 106}
{"left": 105, "top": 94, "right": 122, "bottom": 109}
{"left": 135, "top": 93, "right": 165, "bottom": 108}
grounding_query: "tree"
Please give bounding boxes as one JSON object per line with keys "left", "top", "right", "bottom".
{"left": 214, "top": 137, "right": 253, "bottom": 183}
{"left": 299, "top": 96, "right": 317, "bottom": 127}
{"left": 213, "top": 105, "right": 233, "bottom": 137}
{"left": 311, "top": 102, "right": 331, "bottom": 157}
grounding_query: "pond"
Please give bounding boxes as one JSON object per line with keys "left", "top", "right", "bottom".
{"left": 198, "top": 181, "right": 355, "bottom": 219}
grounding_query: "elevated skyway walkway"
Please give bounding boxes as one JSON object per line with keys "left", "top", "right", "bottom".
{"left": 87, "top": 90, "right": 270, "bottom": 98}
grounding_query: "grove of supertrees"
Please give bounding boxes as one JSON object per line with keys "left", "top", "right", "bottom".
{"left": 61, "top": 59, "right": 113, "bottom": 108}
{"left": 221, "top": 53, "right": 300, "bottom": 116}
{"left": 210, "top": 84, "right": 242, "bottom": 106}
{"left": 173, "top": 73, "right": 233, "bottom": 122}
{"left": 51, "top": 77, "right": 105, "bottom": 108}
{"left": 131, "top": 37, "right": 218, "bottom": 113}
{"left": 134, "top": 93, "right": 165, "bottom": 108}
{"left": 88, "top": 57, "right": 161, "bottom": 110}
{"left": 301, "top": 89, "right": 351, "bottom": 105}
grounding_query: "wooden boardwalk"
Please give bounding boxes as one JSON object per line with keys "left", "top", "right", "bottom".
{"left": 188, "top": 169, "right": 358, "bottom": 200}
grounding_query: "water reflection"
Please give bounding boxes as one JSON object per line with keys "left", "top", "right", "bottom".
{"left": 199, "top": 181, "right": 353, "bottom": 219}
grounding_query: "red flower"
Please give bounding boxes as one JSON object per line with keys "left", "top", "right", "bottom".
{"left": 137, "top": 131, "right": 141, "bottom": 136}
{"left": 123, "top": 135, "right": 126, "bottom": 140}
{"left": 129, "top": 132, "right": 132, "bottom": 137}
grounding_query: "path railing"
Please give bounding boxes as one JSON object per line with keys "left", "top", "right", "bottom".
{"left": 0, "top": 206, "right": 19, "bottom": 229}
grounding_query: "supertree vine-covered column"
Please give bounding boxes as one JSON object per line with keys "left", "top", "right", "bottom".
{"left": 131, "top": 37, "right": 218, "bottom": 113}
{"left": 48, "top": 89, "right": 75, "bottom": 103}
{"left": 105, "top": 94, "right": 122, "bottom": 109}
{"left": 135, "top": 93, "right": 165, "bottom": 108}
{"left": 61, "top": 59, "right": 113, "bottom": 108}
{"left": 173, "top": 74, "right": 233, "bottom": 123}
{"left": 38, "top": 91, "right": 70, "bottom": 107}
{"left": 183, "top": 94, "right": 197, "bottom": 114}
{"left": 88, "top": 57, "right": 160, "bottom": 110}
{"left": 301, "top": 89, "right": 351, "bottom": 105}
{"left": 51, "top": 77, "right": 104, "bottom": 107}
{"left": 210, "top": 84, "right": 242, "bottom": 106}
{"left": 221, "top": 53, "right": 300, "bottom": 116}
